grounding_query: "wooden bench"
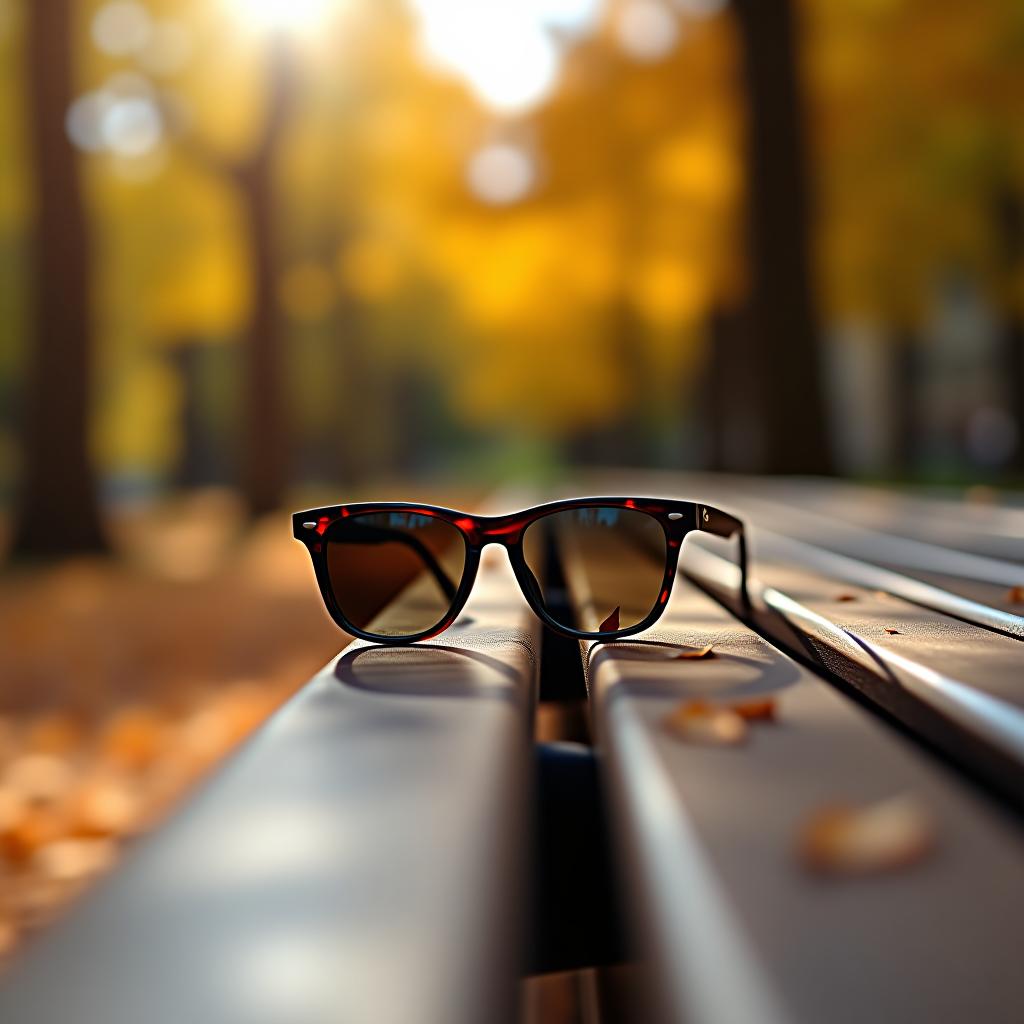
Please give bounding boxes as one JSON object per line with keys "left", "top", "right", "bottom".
{"left": 2, "top": 478, "right": 1022, "bottom": 1023}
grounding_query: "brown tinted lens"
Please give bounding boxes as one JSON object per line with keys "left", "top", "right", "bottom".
{"left": 522, "top": 507, "right": 666, "bottom": 634}
{"left": 325, "top": 512, "right": 467, "bottom": 637}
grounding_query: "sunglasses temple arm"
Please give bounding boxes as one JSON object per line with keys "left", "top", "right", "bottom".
{"left": 698, "top": 506, "right": 751, "bottom": 610}
{"left": 736, "top": 528, "right": 751, "bottom": 609}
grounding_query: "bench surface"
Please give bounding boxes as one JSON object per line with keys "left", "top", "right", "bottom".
{"left": 0, "top": 542, "right": 540, "bottom": 1024}
{"left": 568, "top": 472, "right": 1024, "bottom": 1023}
{"left": 2, "top": 476, "right": 1022, "bottom": 1023}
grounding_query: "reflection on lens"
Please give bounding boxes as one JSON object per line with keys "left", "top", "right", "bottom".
{"left": 325, "top": 513, "right": 466, "bottom": 637}
{"left": 522, "top": 506, "right": 666, "bottom": 634}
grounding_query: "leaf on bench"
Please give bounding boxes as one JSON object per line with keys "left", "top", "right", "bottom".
{"left": 663, "top": 700, "right": 747, "bottom": 746}
{"left": 732, "top": 698, "right": 777, "bottom": 722}
{"left": 797, "top": 794, "right": 936, "bottom": 877}
{"left": 672, "top": 644, "right": 716, "bottom": 660}
{"left": 599, "top": 606, "right": 620, "bottom": 632}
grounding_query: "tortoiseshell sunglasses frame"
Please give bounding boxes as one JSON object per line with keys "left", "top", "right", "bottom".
{"left": 293, "top": 496, "right": 748, "bottom": 645}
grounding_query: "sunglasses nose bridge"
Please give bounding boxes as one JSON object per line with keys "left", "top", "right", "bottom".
{"left": 476, "top": 520, "right": 524, "bottom": 547}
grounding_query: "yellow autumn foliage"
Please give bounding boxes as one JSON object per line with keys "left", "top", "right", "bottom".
{"left": 2, "top": 0, "right": 1021, "bottom": 477}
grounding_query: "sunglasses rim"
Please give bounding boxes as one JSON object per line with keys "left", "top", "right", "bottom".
{"left": 321, "top": 511, "right": 472, "bottom": 641}
{"left": 293, "top": 496, "right": 746, "bottom": 645}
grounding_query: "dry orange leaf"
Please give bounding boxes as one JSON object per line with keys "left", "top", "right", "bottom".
{"left": 99, "top": 707, "right": 167, "bottom": 772}
{"left": 732, "top": 698, "right": 777, "bottom": 722}
{"left": 798, "top": 794, "right": 935, "bottom": 876}
{"left": 884, "top": 628, "right": 901, "bottom": 635}
{"left": 70, "top": 775, "right": 141, "bottom": 838}
{"left": 673, "top": 645, "right": 716, "bottom": 660}
{"left": 0, "top": 920, "right": 17, "bottom": 960}
{"left": 33, "top": 837, "right": 116, "bottom": 884}
{"left": 664, "top": 700, "right": 747, "bottom": 746}
{"left": 835, "top": 594, "right": 858, "bottom": 602}
{"left": 1, "top": 807, "right": 66, "bottom": 866}
{"left": 4, "top": 755, "right": 73, "bottom": 807}
{"left": 1007, "top": 586, "right": 1024, "bottom": 605}
{"left": 599, "top": 606, "right": 620, "bottom": 632}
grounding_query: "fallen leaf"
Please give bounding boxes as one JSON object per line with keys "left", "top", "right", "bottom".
{"left": 70, "top": 775, "right": 141, "bottom": 838}
{"left": 884, "top": 628, "right": 901, "bottom": 635}
{"left": 664, "top": 700, "right": 747, "bottom": 746}
{"left": 0, "top": 920, "right": 17, "bottom": 960}
{"left": 4, "top": 755, "right": 73, "bottom": 807}
{"left": 1, "top": 807, "right": 66, "bottom": 866}
{"left": 99, "top": 707, "right": 168, "bottom": 772}
{"left": 835, "top": 594, "right": 858, "bottom": 602}
{"left": 1007, "top": 586, "right": 1024, "bottom": 604}
{"left": 798, "top": 793, "right": 935, "bottom": 876}
{"left": 599, "top": 606, "right": 620, "bottom": 632}
{"left": 673, "top": 645, "right": 716, "bottom": 660}
{"left": 33, "top": 837, "right": 116, "bottom": 883}
{"left": 732, "top": 698, "right": 776, "bottom": 722}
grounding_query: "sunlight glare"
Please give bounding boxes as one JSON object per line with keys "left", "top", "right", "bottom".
{"left": 410, "top": 0, "right": 595, "bottom": 115}
{"left": 528, "top": 0, "right": 604, "bottom": 35}
{"left": 229, "top": 0, "right": 332, "bottom": 31}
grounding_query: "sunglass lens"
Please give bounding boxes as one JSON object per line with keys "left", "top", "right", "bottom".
{"left": 324, "top": 512, "right": 466, "bottom": 637}
{"left": 522, "top": 506, "right": 667, "bottom": 635}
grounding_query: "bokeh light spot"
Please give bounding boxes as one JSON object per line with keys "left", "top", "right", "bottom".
{"left": 466, "top": 144, "right": 537, "bottom": 205}
{"left": 91, "top": 2, "right": 153, "bottom": 57}
{"left": 101, "top": 97, "right": 162, "bottom": 158}
{"left": 139, "top": 20, "right": 193, "bottom": 76}
{"left": 66, "top": 93, "right": 111, "bottom": 153}
{"left": 617, "top": 0, "right": 679, "bottom": 63}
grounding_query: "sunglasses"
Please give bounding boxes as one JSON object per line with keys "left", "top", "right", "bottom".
{"left": 293, "top": 497, "right": 748, "bottom": 644}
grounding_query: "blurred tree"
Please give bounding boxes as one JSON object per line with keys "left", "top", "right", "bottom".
{"left": 731, "top": 0, "right": 832, "bottom": 473}
{"left": 234, "top": 37, "right": 295, "bottom": 517}
{"left": 166, "top": 27, "right": 296, "bottom": 515}
{"left": 809, "top": 0, "right": 1024, "bottom": 476}
{"left": 995, "top": 188, "right": 1024, "bottom": 473}
{"left": 13, "top": 0, "right": 107, "bottom": 555}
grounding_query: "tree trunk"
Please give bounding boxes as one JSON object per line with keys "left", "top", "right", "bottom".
{"left": 994, "top": 188, "right": 1024, "bottom": 474}
{"left": 703, "top": 304, "right": 760, "bottom": 471}
{"left": 13, "top": 0, "right": 107, "bottom": 556}
{"left": 1006, "top": 315, "right": 1024, "bottom": 475}
{"left": 732, "top": 0, "right": 833, "bottom": 474}
{"left": 238, "top": 36, "right": 295, "bottom": 517}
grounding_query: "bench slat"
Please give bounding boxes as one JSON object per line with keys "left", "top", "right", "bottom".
{"left": 0, "top": 546, "right": 539, "bottom": 1024}
{"left": 565, "top": 543, "right": 1024, "bottom": 1024}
